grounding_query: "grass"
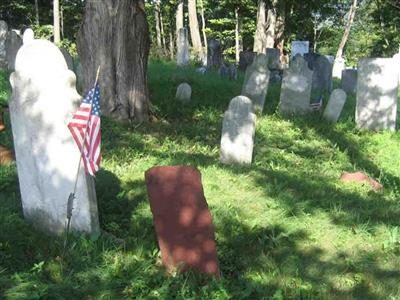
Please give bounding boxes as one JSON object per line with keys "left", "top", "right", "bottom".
{"left": 1, "top": 60, "right": 400, "bottom": 299}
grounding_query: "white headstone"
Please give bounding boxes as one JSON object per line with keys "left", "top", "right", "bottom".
{"left": 177, "top": 28, "right": 190, "bottom": 66}
{"left": 279, "top": 56, "right": 313, "bottom": 115}
{"left": 291, "top": 41, "right": 309, "bottom": 59}
{"left": 241, "top": 54, "right": 270, "bottom": 112}
{"left": 0, "top": 20, "right": 7, "bottom": 68}
{"left": 9, "top": 39, "right": 100, "bottom": 234}
{"left": 356, "top": 58, "right": 399, "bottom": 131}
{"left": 22, "top": 28, "right": 34, "bottom": 44}
{"left": 332, "top": 57, "right": 345, "bottom": 79}
{"left": 220, "top": 96, "right": 256, "bottom": 165}
{"left": 175, "top": 82, "right": 192, "bottom": 102}
{"left": 323, "top": 89, "right": 347, "bottom": 123}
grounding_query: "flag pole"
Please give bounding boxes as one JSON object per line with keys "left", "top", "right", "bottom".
{"left": 63, "top": 66, "right": 101, "bottom": 255}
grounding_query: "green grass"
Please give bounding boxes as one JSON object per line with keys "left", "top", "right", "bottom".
{"left": 1, "top": 62, "right": 400, "bottom": 299}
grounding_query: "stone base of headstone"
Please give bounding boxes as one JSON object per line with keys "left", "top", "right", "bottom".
{"left": 145, "top": 166, "right": 220, "bottom": 276}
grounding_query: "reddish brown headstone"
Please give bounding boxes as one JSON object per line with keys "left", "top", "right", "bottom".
{"left": 145, "top": 166, "right": 220, "bottom": 276}
{"left": 340, "top": 171, "right": 383, "bottom": 191}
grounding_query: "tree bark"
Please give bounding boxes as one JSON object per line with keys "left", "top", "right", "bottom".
{"left": 169, "top": 30, "right": 174, "bottom": 60}
{"left": 275, "top": 12, "right": 285, "bottom": 54}
{"left": 35, "top": 0, "right": 40, "bottom": 25}
{"left": 253, "top": 0, "right": 267, "bottom": 53}
{"left": 265, "top": 0, "right": 277, "bottom": 48}
{"left": 78, "top": 0, "right": 150, "bottom": 122}
{"left": 159, "top": 7, "right": 167, "bottom": 53}
{"left": 53, "top": 0, "right": 61, "bottom": 44}
{"left": 176, "top": 0, "right": 184, "bottom": 36}
{"left": 235, "top": 7, "right": 241, "bottom": 63}
{"left": 336, "top": 0, "right": 358, "bottom": 59}
{"left": 199, "top": 0, "right": 207, "bottom": 51}
{"left": 154, "top": 1, "right": 162, "bottom": 50}
{"left": 188, "top": 0, "right": 204, "bottom": 60}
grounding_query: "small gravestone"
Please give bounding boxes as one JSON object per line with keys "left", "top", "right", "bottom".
{"left": 176, "top": 82, "right": 192, "bottom": 102}
{"left": 265, "top": 48, "right": 281, "bottom": 70}
{"left": 220, "top": 96, "right": 256, "bottom": 165}
{"left": 356, "top": 58, "right": 399, "bottom": 131}
{"left": 145, "top": 166, "right": 220, "bottom": 276}
{"left": 239, "top": 51, "right": 256, "bottom": 71}
{"left": 279, "top": 56, "right": 313, "bottom": 115}
{"left": 207, "top": 39, "right": 222, "bottom": 68}
{"left": 9, "top": 39, "right": 100, "bottom": 234}
{"left": 332, "top": 57, "right": 345, "bottom": 79}
{"left": 22, "top": 28, "right": 34, "bottom": 45}
{"left": 323, "top": 89, "right": 347, "bottom": 123}
{"left": 241, "top": 54, "right": 270, "bottom": 111}
{"left": 5, "top": 31, "right": 22, "bottom": 71}
{"left": 291, "top": 41, "right": 309, "bottom": 59}
{"left": 60, "top": 47, "right": 74, "bottom": 70}
{"left": 195, "top": 66, "right": 207, "bottom": 74}
{"left": 341, "top": 69, "right": 357, "bottom": 95}
{"left": 304, "top": 53, "right": 333, "bottom": 100}
{"left": 0, "top": 21, "right": 8, "bottom": 68}
{"left": 219, "top": 63, "right": 237, "bottom": 80}
{"left": 269, "top": 70, "right": 282, "bottom": 85}
{"left": 177, "top": 28, "right": 190, "bottom": 66}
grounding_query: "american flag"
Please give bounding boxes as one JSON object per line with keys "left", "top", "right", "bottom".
{"left": 68, "top": 84, "right": 101, "bottom": 176}
{"left": 310, "top": 95, "right": 323, "bottom": 110}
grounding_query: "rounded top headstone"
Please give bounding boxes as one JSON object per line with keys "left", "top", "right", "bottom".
{"left": 331, "top": 88, "right": 347, "bottom": 99}
{"left": 22, "top": 28, "right": 34, "bottom": 44}
{"left": 228, "top": 96, "right": 253, "bottom": 115}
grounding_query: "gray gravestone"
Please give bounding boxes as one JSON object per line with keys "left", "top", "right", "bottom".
{"left": 177, "top": 28, "right": 190, "bottom": 66}
{"left": 279, "top": 56, "right": 313, "bottom": 115}
{"left": 22, "top": 28, "right": 34, "bottom": 45}
{"left": 0, "top": 21, "right": 7, "bottom": 68}
{"left": 5, "top": 31, "right": 22, "bottom": 71}
{"left": 219, "top": 63, "right": 237, "bottom": 80}
{"left": 323, "top": 89, "right": 347, "bottom": 123}
{"left": 304, "top": 53, "right": 333, "bottom": 100}
{"left": 239, "top": 51, "right": 256, "bottom": 71}
{"left": 356, "top": 58, "right": 399, "bottom": 131}
{"left": 291, "top": 41, "right": 309, "bottom": 58}
{"left": 341, "top": 69, "right": 357, "bottom": 95}
{"left": 60, "top": 47, "right": 74, "bottom": 70}
{"left": 175, "top": 82, "right": 192, "bottom": 102}
{"left": 241, "top": 54, "right": 270, "bottom": 112}
{"left": 207, "top": 39, "right": 222, "bottom": 68}
{"left": 332, "top": 57, "right": 345, "bottom": 79}
{"left": 265, "top": 48, "right": 281, "bottom": 70}
{"left": 220, "top": 96, "right": 256, "bottom": 165}
{"left": 9, "top": 39, "right": 100, "bottom": 234}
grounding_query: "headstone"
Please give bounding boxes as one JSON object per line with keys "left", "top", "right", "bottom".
{"left": 220, "top": 96, "right": 256, "bottom": 165}
{"left": 74, "top": 60, "right": 83, "bottom": 93}
{"left": 269, "top": 70, "right": 282, "bottom": 85}
{"left": 265, "top": 48, "right": 281, "bottom": 70}
{"left": 239, "top": 51, "right": 256, "bottom": 71}
{"left": 195, "top": 66, "right": 207, "bottom": 74}
{"left": 219, "top": 63, "right": 237, "bottom": 80}
{"left": 341, "top": 69, "right": 357, "bottom": 95}
{"left": 356, "top": 58, "right": 399, "bottom": 131}
{"left": 0, "top": 21, "right": 7, "bottom": 68}
{"left": 176, "top": 28, "right": 190, "bottom": 66}
{"left": 175, "top": 82, "right": 192, "bottom": 102}
{"left": 207, "top": 39, "right": 222, "bottom": 68}
{"left": 393, "top": 53, "right": 400, "bottom": 85}
{"left": 332, "top": 57, "right": 345, "bottom": 79}
{"left": 60, "top": 47, "right": 74, "bottom": 70}
{"left": 22, "top": 28, "right": 34, "bottom": 45}
{"left": 5, "top": 31, "right": 22, "bottom": 71}
{"left": 145, "top": 166, "right": 220, "bottom": 276}
{"left": 291, "top": 41, "right": 309, "bottom": 58}
{"left": 241, "top": 54, "right": 270, "bottom": 111}
{"left": 323, "top": 89, "right": 347, "bottom": 123}
{"left": 325, "top": 55, "right": 334, "bottom": 65}
{"left": 9, "top": 39, "right": 100, "bottom": 234}
{"left": 279, "top": 56, "right": 313, "bottom": 115}
{"left": 304, "top": 53, "right": 333, "bottom": 100}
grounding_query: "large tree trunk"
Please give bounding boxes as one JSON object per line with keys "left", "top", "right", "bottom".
{"left": 78, "top": 0, "right": 150, "bottom": 122}
{"left": 35, "top": 0, "right": 40, "bottom": 25}
{"left": 154, "top": 1, "right": 162, "bottom": 51}
{"left": 176, "top": 0, "right": 184, "bottom": 36}
{"left": 253, "top": 0, "right": 267, "bottom": 53}
{"left": 265, "top": 0, "right": 278, "bottom": 48}
{"left": 336, "top": 0, "right": 358, "bottom": 59}
{"left": 53, "top": 0, "right": 61, "bottom": 43}
{"left": 188, "top": 0, "right": 204, "bottom": 60}
{"left": 235, "top": 7, "right": 241, "bottom": 64}
{"left": 199, "top": 0, "right": 207, "bottom": 51}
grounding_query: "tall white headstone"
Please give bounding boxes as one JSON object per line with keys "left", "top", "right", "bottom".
{"left": 9, "top": 39, "right": 100, "bottom": 235}
{"left": 291, "top": 41, "right": 309, "bottom": 59}
{"left": 356, "top": 58, "right": 399, "bottom": 131}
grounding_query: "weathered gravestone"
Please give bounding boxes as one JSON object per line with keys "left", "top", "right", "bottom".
{"left": 393, "top": 53, "right": 400, "bottom": 85}
{"left": 0, "top": 21, "right": 7, "bottom": 68}
{"left": 323, "top": 89, "right": 347, "bottom": 123}
{"left": 5, "top": 31, "right": 22, "bottom": 71}
{"left": 60, "top": 47, "right": 74, "bottom": 70}
{"left": 239, "top": 51, "right": 256, "bottom": 71}
{"left": 291, "top": 41, "right": 309, "bottom": 58}
{"left": 220, "top": 96, "right": 256, "bottom": 165}
{"left": 9, "top": 39, "right": 100, "bottom": 234}
{"left": 332, "top": 57, "right": 345, "bottom": 79}
{"left": 341, "top": 69, "right": 357, "bottom": 95}
{"left": 207, "top": 39, "right": 222, "bottom": 68}
{"left": 356, "top": 58, "right": 399, "bottom": 131}
{"left": 241, "top": 54, "right": 270, "bottom": 111}
{"left": 22, "top": 28, "right": 34, "bottom": 45}
{"left": 279, "top": 56, "right": 313, "bottom": 115}
{"left": 265, "top": 48, "right": 281, "bottom": 70}
{"left": 145, "top": 166, "right": 220, "bottom": 276}
{"left": 176, "top": 82, "right": 192, "bottom": 102}
{"left": 177, "top": 28, "right": 190, "bottom": 66}
{"left": 219, "top": 63, "right": 237, "bottom": 80}
{"left": 304, "top": 53, "right": 333, "bottom": 100}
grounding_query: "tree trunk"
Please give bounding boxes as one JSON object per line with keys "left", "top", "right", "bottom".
{"left": 253, "top": 0, "right": 267, "bottom": 53}
{"left": 53, "top": 0, "right": 61, "bottom": 44}
{"left": 275, "top": 13, "right": 285, "bottom": 54}
{"left": 78, "top": 0, "right": 150, "bottom": 122}
{"left": 188, "top": 0, "right": 204, "bottom": 60}
{"left": 199, "top": 0, "right": 207, "bottom": 51}
{"left": 169, "top": 30, "right": 174, "bottom": 60}
{"left": 159, "top": 8, "right": 167, "bottom": 53}
{"left": 154, "top": 1, "right": 162, "bottom": 50}
{"left": 176, "top": 0, "right": 184, "bottom": 36}
{"left": 265, "top": 0, "right": 277, "bottom": 48}
{"left": 235, "top": 7, "right": 241, "bottom": 64}
{"left": 335, "top": 0, "right": 358, "bottom": 59}
{"left": 35, "top": 0, "right": 40, "bottom": 25}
